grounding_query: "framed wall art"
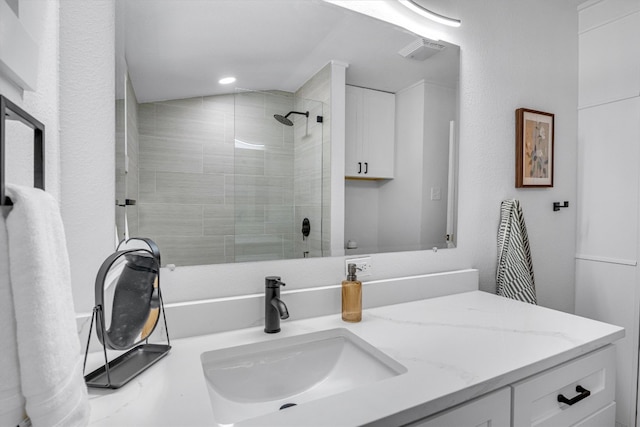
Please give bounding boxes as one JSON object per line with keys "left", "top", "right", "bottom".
{"left": 515, "top": 108, "right": 554, "bottom": 188}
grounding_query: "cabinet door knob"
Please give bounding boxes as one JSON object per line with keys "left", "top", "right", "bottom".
{"left": 358, "top": 162, "right": 362, "bottom": 174}
{"left": 557, "top": 385, "right": 591, "bottom": 406}
{"left": 364, "top": 162, "right": 368, "bottom": 174}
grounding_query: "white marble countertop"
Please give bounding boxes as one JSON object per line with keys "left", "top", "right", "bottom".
{"left": 87, "top": 291, "right": 624, "bottom": 427}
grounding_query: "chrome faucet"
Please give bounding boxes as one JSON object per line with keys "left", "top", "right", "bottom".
{"left": 265, "top": 276, "right": 289, "bottom": 333}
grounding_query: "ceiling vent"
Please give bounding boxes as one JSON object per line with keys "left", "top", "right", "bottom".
{"left": 398, "top": 38, "right": 446, "bottom": 61}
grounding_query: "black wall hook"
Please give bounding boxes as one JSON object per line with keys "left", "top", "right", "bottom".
{"left": 553, "top": 201, "right": 569, "bottom": 211}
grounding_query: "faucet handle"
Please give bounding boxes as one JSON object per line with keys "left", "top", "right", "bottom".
{"left": 265, "top": 276, "right": 286, "bottom": 288}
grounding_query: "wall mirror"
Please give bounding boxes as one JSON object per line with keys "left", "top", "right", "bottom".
{"left": 115, "top": 0, "right": 460, "bottom": 267}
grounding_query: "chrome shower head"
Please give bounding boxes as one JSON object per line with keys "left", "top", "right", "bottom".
{"left": 273, "top": 110, "right": 309, "bottom": 126}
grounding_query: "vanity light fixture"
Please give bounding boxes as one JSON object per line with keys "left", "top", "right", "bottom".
{"left": 218, "top": 76, "right": 236, "bottom": 85}
{"left": 398, "top": 0, "right": 461, "bottom": 28}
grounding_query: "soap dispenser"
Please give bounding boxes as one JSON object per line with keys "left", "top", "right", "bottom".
{"left": 342, "top": 263, "right": 362, "bottom": 322}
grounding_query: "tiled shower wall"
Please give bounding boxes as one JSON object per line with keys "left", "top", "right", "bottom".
{"left": 138, "top": 94, "right": 233, "bottom": 266}
{"left": 130, "top": 72, "right": 330, "bottom": 266}
{"left": 232, "top": 91, "right": 296, "bottom": 262}
{"left": 293, "top": 63, "right": 331, "bottom": 258}
{"left": 136, "top": 91, "right": 307, "bottom": 265}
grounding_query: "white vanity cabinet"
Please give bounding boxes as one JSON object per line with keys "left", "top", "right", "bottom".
{"left": 406, "top": 388, "right": 511, "bottom": 427}
{"left": 512, "top": 345, "right": 615, "bottom": 427}
{"left": 345, "top": 85, "right": 395, "bottom": 179}
{"left": 405, "top": 345, "right": 616, "bottom": 427}
{"left": 87, "top": 287, "right": 624, "bottom": 427}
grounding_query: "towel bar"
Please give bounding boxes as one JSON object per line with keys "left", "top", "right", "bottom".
{"left": 0, "top": 94, "right": 45, "bottom": 206}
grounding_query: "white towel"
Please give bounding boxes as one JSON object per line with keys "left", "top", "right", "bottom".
{"left": 496, "top": 199, "right": 537, "bottom": 304}
{"left": 4, "top": 185, "right": 90, "bottom": 427}
{"left": 0, "top": 207, "right": 26, "bottom": 426}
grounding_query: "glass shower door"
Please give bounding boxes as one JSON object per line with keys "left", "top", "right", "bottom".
{"left": 233, "top": 91, "right": 323, "bottom": 262}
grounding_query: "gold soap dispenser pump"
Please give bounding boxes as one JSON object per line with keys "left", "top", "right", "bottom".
{"left": 342, "top": 263, "right": 362, "bottom": 322}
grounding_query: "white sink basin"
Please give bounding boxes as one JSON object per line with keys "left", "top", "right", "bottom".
{"left": 200, "top": 328, "right": 407, "bottom": 425}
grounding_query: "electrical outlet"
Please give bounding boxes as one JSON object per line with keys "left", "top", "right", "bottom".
{"left": 345, "top": 257, "right": 372, "bottom": 278}
{"left": 430, "top": 187, "right": 441, "bottom": 200}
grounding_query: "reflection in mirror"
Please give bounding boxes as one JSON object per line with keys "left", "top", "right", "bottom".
{"left": 233, "top": 92, "right": 325, "bottom": 263}
{"left": 96, "top": 248, "right": 160, "bottom": 350}
{"left": 344, "top": 79, "right": 458, "bottom": 255}
{"left": 115, "top": 86, "right": 126, "bottom": 239}
{"left": 115, "top": 51, "right": 139, "bottom": 243}
{"left": 115, "top": 0, "right": 459, "bottom": 267}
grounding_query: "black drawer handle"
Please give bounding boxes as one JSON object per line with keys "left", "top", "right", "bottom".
{"left": 557, "top": 385, "right": 591, "bottom": 406}
{"left": 358, "top": 162, "right": 362, "bottom": 174}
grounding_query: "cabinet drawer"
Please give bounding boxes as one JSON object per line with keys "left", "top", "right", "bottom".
{"left": 406, "top": 387, "right": 510, "bottom": 427}
{"left": 512, "top": 345, "right": 615, "bottom": 427}
{"left": 573, "top": 402, "right": 615, "bottom": 427}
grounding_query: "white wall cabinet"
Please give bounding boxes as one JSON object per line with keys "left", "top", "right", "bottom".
{"left": 578, "top": 8, "right": 640, "bottom": 108}
{"left": 576, "top": 2, "right": 640, "bottom": 427}
{"left": 404, "top": 346, "right": 615, "bottom": 427}
{"left": 345, "top": 85, "right": 395, "bottom": 179}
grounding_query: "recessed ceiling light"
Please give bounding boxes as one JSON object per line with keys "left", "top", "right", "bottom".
{"left": 219, "top": 76, "right": 236, "bottom": 85}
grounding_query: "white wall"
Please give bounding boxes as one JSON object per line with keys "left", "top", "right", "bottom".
{"left": 329, "top": 62, "right": 347, "bottom": 256}
{"left": 345, "top": 180, "right": 380, "bottom": 253}
{"left": 3, "top": 1, "right": 578, "bottom": 316}
{"left": 452, "top": 0, "right": 578, "bottom": 312}
{"left": 1, "top": 1, "right": 60, "bottom": 201}
{"left": 421, "top": 82, "right": 455, "bottom": 248}
{"left": 378, "top": 81, "right": 425, "bottom": 252}
{"left": 59, "top": 0, "right": 116, "bottom": 312}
